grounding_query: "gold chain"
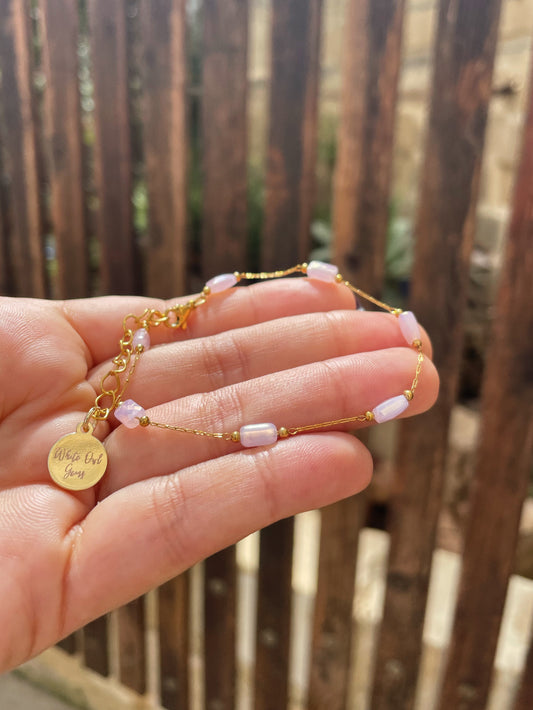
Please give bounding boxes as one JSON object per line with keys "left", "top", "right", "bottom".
{"left": 84, "top": 263, "right": 425, "bottom": 442}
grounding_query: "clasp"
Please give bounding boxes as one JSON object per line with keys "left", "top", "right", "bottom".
{"left": 165, "top": 302, "right": 195, "bottom": 329}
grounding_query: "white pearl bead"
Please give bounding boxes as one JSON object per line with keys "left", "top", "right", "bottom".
{"left": 398, "top": 311, "right": 421, "bottom": 345}
{"left": 306, "top": 260, "right": 339, "bottom": 283}
{"left": 239, "top": 423, "right": 278, "bottom": 447}
{"left": 132, "top": 327, "right": 150, "bottom": 351}
{"left": 372, "top": 395, "right": 409, "bottom": 424}
{"left": 206, "top": 273, "right": 238, "bottom": 293}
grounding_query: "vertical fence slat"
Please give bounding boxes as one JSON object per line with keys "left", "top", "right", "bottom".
{"left": 204, "top": 548, "right": 237, "bottom": 710}
{"left": 87, "top": 0, "right": 135, "bottom": 295}
{"left": 159, "top": 575, "right": 189, "bottom": 710}
{"left": 140, "top": 0, "right": 187, "bottom": 298}
{"left": 437, "top": 47, "right": 533, "bottom": 710}
{"left": 514, "top": 622, "right": 533, "bottom": 710}
{"left": 83, "top": 615, "right": 109, "bottom": 676}
{"left": 333, "top": 0, "right": 405, "bottom": 292}
{"left": 261, "top": 0, "right": 322, "bottom": 268}
{"left": 308, "top": 4, "right": 406, "bottom": 707}
{"left": 371, "top": 2, "right": 503, "bottom": 709}
{"left": 200, "top": 5, "right": 248, "bottom": 704}
{"left": 201, "top": 0, "right": 248, "bottom": 276}
{"left": 308, "top": 497, "right": 368, "bottom": 710}
{"left": 40, "top": 0, "right": 88, "bottom": 298}
{"left": 0, "top": 0, "right": 45, "bottom": 297}
{"left": 116, "top": 598, "right": 146, "bottom": 694}
{"left": 255, "top": 518, "right": 295, "bottom": 710}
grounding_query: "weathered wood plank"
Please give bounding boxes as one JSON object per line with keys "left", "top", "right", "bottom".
{"left": 204, "top": 548, "right": 237, "bottom": 710}
{"left": 201, "top": 0, "right": 248, "bottom": 277}
{"left": 83, "top": 614, "right": 109, "bottom": 676}
{"left": 0, "top": 0, "right": 45, "bottom": 297}
{"left": 40, "top": 0, "right": 88, "bottom": 299}
{"left": 308, "top": 495, "right": 368, "bottom": 710}
{"left": 140, "top": 0, "right": 187, "bottom": 298}
{"left": 159, "top": 575, "right": 189, "bottom": 710}
{"left": 514, "top": 622, "right": 533, "bottom": 710}
{"left": 116, "top": 598, "right": 146, "bottom": 694}
{"left": 87, "top": 0, "right": 135, "bottom": 295}
{"left": 254, "top": 517, "right": 294, "bottom": 710}
{"left": 333, "top": 0, "right": 405, "bottom": 293}
{"left": 371, "top": 2, "right": 503, "bottom": 709}
{"left": 262, "top": 0, "right": 322, "bottom": 268}
{"left": 437, "top": 42, "right": 533, "bottom": 710}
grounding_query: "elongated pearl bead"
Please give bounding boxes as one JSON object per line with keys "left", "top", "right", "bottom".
{"left": 398, "top": 311, "right": 421, "bottom": 345}
{"left": 240, "top": 422, "right": 278, "bottom": 448}
{"left": 372, "top": 395, "right": 409, "bottom": 424}
{"left": 306, "top": 260, "right": 339, "bottom": 283}
{"left": 132, "top": 327, "right": 150, "bottom": 351}
{"left": 206, "top": 273, "right": 238, "bottom": 293}
{"left": 115, "top": 399, "right": 146, "bottom": 428}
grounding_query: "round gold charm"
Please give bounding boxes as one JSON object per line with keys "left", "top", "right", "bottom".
{"left": 48, "top": 423, "right": 108, "bottom": 491}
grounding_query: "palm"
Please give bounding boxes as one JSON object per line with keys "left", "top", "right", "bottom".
{"left": 0, "top": 282, "right": 438, "bottom": 672}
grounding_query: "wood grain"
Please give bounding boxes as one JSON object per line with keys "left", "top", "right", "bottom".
{"left": 514, "top": 622, "right": 533, "bottom": 710}
{"left": 116, "top": 598, "right": 146, "bottom": 694}
{"left": 40, "top": 0, "right": 88, "bottom": 298}
{"left": 371, "top": 2, "right": 503, "bottom": 709}
{"left": 262, "top": 0, "right": 322, "bottom": 268}
{"left": 0, "top": 0, "right": 45, "bottom": 297}
{"left": 204, "top": 548, "right": 237, "bottom": 710}
{"left": 437, "top": 38, "right": 533, "bottom": 710}
{"left": 87, "top": 0, "right": 135, "bottom": 295}
{"left": 333, "top": 0, "right": 406, "bottom": 293}
{"left": 254, "top": 517, "right": 294, "bottom": 710}
{"left": 83, "top": 614, "right": 109, "bottom": 676}
{"left": 308, "top": 495, "right": 368, "bottom": 710}
{"left": 201, "top": 0, "right": 248, "bottom": 277}
{"left": 140, "top": 0, "right": 187, "bottom": 298}
{"left": 159, "top": 575, "right": 189, "bottom": 710}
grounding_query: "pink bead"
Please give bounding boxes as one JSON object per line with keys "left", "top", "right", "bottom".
{"left": 398, "top": 311, "right": 421, "bottom": 345}
{"left": 239, "top": 423, "right": 278, "bottom": 448}
{"left": 132, "top": 327, "right": 150, "bottom": 351}
{"left": 306, "top": 260, "right": 339, "bottom": 283}
{"left": 115, "top": 399, "right": 146, "bottom": 429}
{"left": 372, "top": 395, "right": 409, "bottom": 424}
{"left": 206, "top": 273, "right": 238, "bottom": 293}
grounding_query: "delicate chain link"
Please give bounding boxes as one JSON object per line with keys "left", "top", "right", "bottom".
{"left": 84, "top": 264, "right": 425, "bottom": 441}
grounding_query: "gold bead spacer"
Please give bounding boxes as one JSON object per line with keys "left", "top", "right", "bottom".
{"left": 412, "top": 339, "right": 422, "bottom": 349}
{"left": 139, "top": 415, "right": 150, "bottom": 427}
{"left": 233, "top": 271, "right": 242, "bottom": 281}
{"left": 202, "top": 285, "right": 211, "bottom": 296}
{"left": 365, "top": 411, "right": 374, "bottom": 421}
{"left": 403, "top": 390, "right": 414, "bottom": 401}
{"left": 392, "top": 308, "right": 403, "bottom": 317}
{"left": 335, "top": 273, "right": 344, "bottom": 283}
{"left": 300, "top": 262, "right": 308, "bottom": 273}
{"left": 135, "top": 344, "right": 144, "bottom": 353}
{"left": 231, "top": 431, "right": 240, "bottom": 442}
{"left": 278, "top": 427, "right": 289, "bottom": 438}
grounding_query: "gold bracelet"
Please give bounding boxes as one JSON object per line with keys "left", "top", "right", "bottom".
{"left": 47, "top": 261, "right": 425, "bottom": 491}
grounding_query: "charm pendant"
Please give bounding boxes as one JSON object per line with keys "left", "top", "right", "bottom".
{"left": 48, "top": 422, "right": 107, "bottom": 491}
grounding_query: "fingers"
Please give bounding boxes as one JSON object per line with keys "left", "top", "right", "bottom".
{"left": 59, "top": 278, "right": 356, "bottom": 366}
{"left": 88, "top": 309, "right": 433, "bottom": 407}
{"left": 64, "top": 431, "right": 373, "bottom": 627}
{"left": 99, "top": 346, "right": 439, "bottom": 497}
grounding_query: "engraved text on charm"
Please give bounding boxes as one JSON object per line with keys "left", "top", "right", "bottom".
{"left": 48, "top": 423, "right": 107, "bottom": 491}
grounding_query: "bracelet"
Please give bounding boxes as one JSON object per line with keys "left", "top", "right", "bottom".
{"left": 47, "top": 261, "right": 425, "bottom": 491}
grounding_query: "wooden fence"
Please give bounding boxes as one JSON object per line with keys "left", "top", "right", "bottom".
{"left": 1, "top": 1, "right": 533, "bottom": 709}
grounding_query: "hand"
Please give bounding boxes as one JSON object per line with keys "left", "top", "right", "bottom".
{"left": 0, "top": 279, "right": 438, "bottom": 671}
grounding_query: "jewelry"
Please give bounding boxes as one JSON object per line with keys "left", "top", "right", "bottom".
{"left": 47, "top": 261, "right": 425, "bottom": 491}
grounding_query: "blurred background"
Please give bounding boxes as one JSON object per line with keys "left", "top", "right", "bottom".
{"left": 0, "top": 1, "right": 532, "bottom": 709}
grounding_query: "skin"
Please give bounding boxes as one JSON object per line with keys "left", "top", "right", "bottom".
{"left": 0, "top": 278, "right": 438, "bottom": 672}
